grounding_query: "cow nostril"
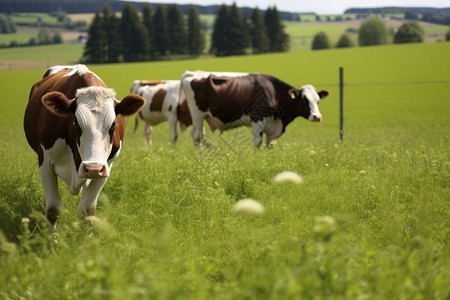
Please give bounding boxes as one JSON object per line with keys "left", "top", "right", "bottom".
{"left": 83, "top": 165, "right": 89, "bottom": 176}
{"left": 98, "top": 166, "right": 105, "bottom": 177}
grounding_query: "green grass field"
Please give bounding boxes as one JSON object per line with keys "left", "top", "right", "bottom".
{"left": 0, "top": 42, "right": 449, "bottom": 299}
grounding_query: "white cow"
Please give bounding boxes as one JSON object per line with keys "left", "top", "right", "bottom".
{"left": 131, "top": 80, "right": 192, "bottom": 147}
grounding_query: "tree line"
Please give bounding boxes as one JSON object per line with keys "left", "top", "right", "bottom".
{"left": 82, "top": 3, "right": 289, "bottom": 63}
{"left": 311, "top": 17, "right": 448, "bottom": 50}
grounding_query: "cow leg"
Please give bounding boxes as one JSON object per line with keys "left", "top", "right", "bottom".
{"left": 167, "top": 114, "right": 178, "bottom": 145}
{"left": 77, "top": 178, "right": 108, "bottom": 219}
{"left": 143, "top": 123, "right": 153, "bottom": 149}
{"left": 265, "top": 136, "right": 274, "bottom": 148}
{"left": 191, "top": 117, "right": 204, "bottom": 146}
{"left": 39, "top": 159, "right": 62, "bottom": 229}
{"left": 251, "top": 121, "right": 264, "bottom": 148}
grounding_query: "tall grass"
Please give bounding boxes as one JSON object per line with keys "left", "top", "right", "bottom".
{"left": 0, "top": 42, "right": 449, "bottom": 299}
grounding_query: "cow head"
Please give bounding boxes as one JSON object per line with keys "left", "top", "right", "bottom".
{"left": 42, "top": 86, "right": 145, "bottom": 179}
{"left": 289, "top": 85, "right": 329, "bottom": 122}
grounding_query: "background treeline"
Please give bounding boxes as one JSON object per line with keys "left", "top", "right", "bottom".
{"left": 0, "top": 0, "right": 299, "bottom": 22}
{"left": 82, "top": 3, "right": 289, "bottom": 63}
{"left": 311, "top": 18, "right": 440, "bottom": 50}
{"left": 345, "top": 7, "right": 450, "bottom": 25}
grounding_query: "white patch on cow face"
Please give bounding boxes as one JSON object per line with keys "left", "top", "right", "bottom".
{"left": 301, "top": 85, "right": 322, "bottom": 122}
{"left": 74, "top": 86, "right": 117, "bottom": 178}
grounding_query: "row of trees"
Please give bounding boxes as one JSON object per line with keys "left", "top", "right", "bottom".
{"left": 83, "top": 3, "right": 204, "bottom": 63}
{"left": 0, "top": 27, "right": 62, "bottom": 49}
{"left": 82, "top": 3, "right": 290, "bottom": 63}
{"left": 311, "top": 18, "right": 436, "bottom": 50}
{"left": 211, "top": 5, "right": 289, "bottom": 56}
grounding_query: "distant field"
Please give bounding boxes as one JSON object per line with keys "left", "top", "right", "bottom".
{"left": 0, "top": 42, "right": 449, "bottom": 299}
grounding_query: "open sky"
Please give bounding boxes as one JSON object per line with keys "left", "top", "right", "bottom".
{"left": 128, "top": 0, "right": 449, "bottom": 14}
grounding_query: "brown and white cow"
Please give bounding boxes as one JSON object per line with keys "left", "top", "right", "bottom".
{"left": 180, "top": 71, "right": 329, "bottom": 147}
{"left": 24, "top": 65, "right": 145, "bottom": 228}
{"left": 130, "top": 80, "right": 191, "bottom": 147}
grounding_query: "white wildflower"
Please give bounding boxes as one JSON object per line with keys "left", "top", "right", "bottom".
{"left": 273, "top": 171, "right": 303, "bottom": 184}
{"left": 233, "top": 199, "right": 264, "bottom": 215}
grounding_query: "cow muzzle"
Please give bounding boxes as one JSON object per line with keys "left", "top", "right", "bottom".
{"left": 310, "top": 114, "right": 323, "bottom": 122}
{"left": 80, "top": 162, "right": 110, "bottom": 178}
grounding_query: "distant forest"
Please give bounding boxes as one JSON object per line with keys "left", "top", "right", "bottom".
{"left": 0, "top": 0, "right": 300, "bottom": 21}
{"left": 344, "top": 7, "right": 450, "bottom": 25}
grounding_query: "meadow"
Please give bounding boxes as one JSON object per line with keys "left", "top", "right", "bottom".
{"left": 0, "top": 42, "right": 449, "bottom": 299}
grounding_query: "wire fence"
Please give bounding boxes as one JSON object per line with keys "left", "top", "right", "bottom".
{"left": 330, "top": 67, "right": 450, "bottom": 141}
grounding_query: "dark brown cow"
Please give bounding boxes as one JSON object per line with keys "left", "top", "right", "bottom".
{"left": 24, "top": 65, "right": 145, "bottom": 228}
{"left": 181, "top": 71, "right": 329, "bottom": 147}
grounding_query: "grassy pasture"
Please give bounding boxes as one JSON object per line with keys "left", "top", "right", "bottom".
{"left": 0, "top": 42, "right": 449, "bottom": 299}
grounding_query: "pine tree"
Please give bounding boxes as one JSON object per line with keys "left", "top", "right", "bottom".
{"left": 167, "top": 4, "right": 187, "bottom": 55}
{"left": 264, "top": 6, "right": 289, "bottom": 52}
{"left": 82, "top": 12, "right": 104, "bottom": 63}
{"left": 102, "top": 5, "right": 120, "bottom": 62}
{"left": 227, "top": 3, "right": 247, "bottom": 55}
{"left": 187, "top": 5, "right": 205, "bottom": 56}
{"left": 210, "top": 4, "right": 229, "bottom": 56}
{"left": 142, "top": 4, "right": 155, "bottom": 59}
{"left": 250, "top": 7, "right": 269, "bottom": 54}
{"left": 121, "top": 3, "right": 149, "bottom": 62}
{"left": 153, "top": 4, "right": 168, "bottom": 57}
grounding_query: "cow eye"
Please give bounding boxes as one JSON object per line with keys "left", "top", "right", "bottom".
{"left": 73, "top": 117, "right": 82, "bottom": 136}
{"left": 109, "top": 120, "right": 116, "bottom": 137}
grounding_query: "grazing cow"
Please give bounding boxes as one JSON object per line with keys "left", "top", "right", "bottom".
{"left": 24, "top": 65, "right": 145, "bottom": 228}
{"left": 130, "top": 80, "right": 192, "bottom": 146}
{"left": 180, "top": 71, "right": 329, "bottom": 147}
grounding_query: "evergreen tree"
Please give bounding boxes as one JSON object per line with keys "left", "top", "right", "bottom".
{"left": 83, "top": 12, "right": 104, "bottom": 63}
{"left": 167, "top": 4, "right": 187, "bottom": 55}
{"left": 227, "top": 3, "right": 247, "bottom": 55}
{"left": 210, "top": 4, "right": 229, "bottom": 56}
{"left": 250, "top": 7, "right": 269, "bottom": 54}
{"left": 446, "top": 27, "right": 450, "bottom": 41}
{"left": 187, "top": 5, "right": 205, "bottom": 56}
{"left": 153, "top": 4, "right": 168, "bottom": 57}
{"left": 142, "top": 4, "right": 155, "bottom": 59}
{"left": 121, "top": 3, "right": 149, "bottom": 61}
{"left": 264, "top": 6, "right": 289, "bottom": 52}
{"left": 102, "top": 5, "right": 120, "bottom": 62}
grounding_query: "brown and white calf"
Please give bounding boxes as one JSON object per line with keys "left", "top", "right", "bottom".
{"left": 24, "top": 65, "right": 145, "bottom": 228}
{"left": 181, "top": 70, "right": 329, "bottom": 147}
{"left": 130, "top": 80, "right": 192, "bottom": 146}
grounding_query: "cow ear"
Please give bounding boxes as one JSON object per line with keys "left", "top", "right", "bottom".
{"left": 318, "top": 90, "right": 329, "bottom": 99}
{"left": 115, "top": 94, "right": 146, "bottom": 116}
{"left": 288, "top": 88, "right": 300, "bottom": 100}
{"left": 42, "top": 91, "right": 75, "bottom": 116}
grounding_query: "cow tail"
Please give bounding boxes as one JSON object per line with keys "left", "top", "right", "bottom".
{"left": 177, "top": 81, "right": 184, "bottom": 122}
{"left": 134, "top": 111, "right": 142, "bottom": 133}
